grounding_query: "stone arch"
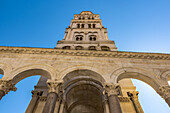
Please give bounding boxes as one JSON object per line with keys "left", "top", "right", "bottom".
{"left": 161, "top": 70, "right": 170, "bottom": 81}
{"left": 111, "top": 67, "right": 163, "bottom": 92}
{"left": 11, "top": 64, "right": 58, "bottom": 84}
{"left": 62, "top": 69, "right": 105, "bottom": 113}
{"left": 0, "top": 63, "right": 12, "bottom": 79}
{"left": 58, "top": 65, "right": 106, "bottom": 83}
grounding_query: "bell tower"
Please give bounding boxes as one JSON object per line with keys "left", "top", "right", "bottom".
{"left": 56, "top": 11, "right": 117, "bottom": 51}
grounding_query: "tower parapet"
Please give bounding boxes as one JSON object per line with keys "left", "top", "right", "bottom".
{"left": 55, "top": 11, "right": 117, "bottom": 51}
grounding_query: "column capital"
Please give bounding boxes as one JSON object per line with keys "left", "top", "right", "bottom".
{"left": 0, "top": 79, "right": 17, "bottom": 94}
{"left": 158, "top": 85, "right": 170, "bottom": 99}
{"left": 31, "top": 90, "right": 42, "bottom": 97}
{"left": 127, "top": 91, "right": 139, "bottom": 98}
{"left": 47, "top": 80, "right": 63, "bottom": 94}
{"left": 104, "top": 83, "right": 120, "bottom": 96}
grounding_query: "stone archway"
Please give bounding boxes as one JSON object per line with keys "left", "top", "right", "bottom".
{"left": 62, "top": 69, "right": 105, "bottom": 113}
{"left": 12, "top": 69, "right": 51, "bottom": 85}
{"left": 111, "top": 67, "right": 170, "bottom": 107}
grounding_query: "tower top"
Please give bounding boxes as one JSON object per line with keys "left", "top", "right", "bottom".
{"left": 56, "top": 11, "right": 117, "bottom": 51}
{"left": 80, "top": 11, "right": 94, "bottom": 14}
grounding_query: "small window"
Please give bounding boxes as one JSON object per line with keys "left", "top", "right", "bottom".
{"left": 82, "top": 17, "right": 85, "bottom": 19}
{"left": 89, "top": 46, "right": 96, "bottom": 50}
{"left": 76, "top": 35, "right": 83, "bottom": 41}
{"left": 88, "top": 17, "right": 91, "bottom": 20}
{"left": 75, "top": 46, "right": 83, "bottom": 50}
{"left": 79, "top": 17, "right": 81, "bottom": 20}
{"left": 89, "top": 35, "right": 96, "bottom": 41}
{"left": 88, "top": 24, "right": 91, "bottom": 28}
{"left": 81, "top": 24, "right": 84, "bottom": 28}
{"left": 62, "top": 46, "right": 71, "bottom": 49}
{"left": 92, "top": 17, "right": 94, "bottom": 19}
{"left": 77, "top": 24, "right": 80, "bottom": 28}
{"left": 93, "top": 24, "right": 96, "bottom": 28}
{"left": 101, "top": 46, "right": 110, "bottom": 51}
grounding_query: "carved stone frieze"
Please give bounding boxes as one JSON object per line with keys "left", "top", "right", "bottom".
{"left": 158, "top": 85, "right": 170, "bottom": 99}
{"left": 0, "top": 80, "right": 17, "bottom": 94}
{"left": 118, "top": 97, "right": 130, "bottom": 102}
{"left": 104, "top": 83, "right": 120, "bottom": 96}
{"left": 0, "top": 47, "right": 170, "bottom": 60}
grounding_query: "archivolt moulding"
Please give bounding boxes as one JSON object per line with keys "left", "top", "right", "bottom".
{"left": 110, "top": 67, "right": 163, "bottom": 91}
{"left": 57, "top": 64, "right": 106, "bottom": 82}
{"left": 10, "top": 64, "right": 58, "bottom": 84}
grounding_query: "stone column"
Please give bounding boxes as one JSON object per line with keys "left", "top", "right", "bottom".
{"left": 127, "top": 91, "right": 144, "bottom": 113}
{"left": 42, "top": 80, "right": 63, "bottom": 113}
{"left": 0, "top": 80, "right": 17, "bottom": 100}
{"left": 105, "top": 83, "right": 122, "bottom": 113}
{"left": 103, "top": 94, "right": 110, "bottom": 113}
{"left": 25, "top": 91, "right": 41, "bottom": 113}
{"left": 158, "top": 85, "right": 170, "bottom": 107}
{"left": 59, "top": 99, "right": 65, "bottom": 113}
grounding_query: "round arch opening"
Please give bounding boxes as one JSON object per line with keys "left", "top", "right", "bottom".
{"left": 62, "top": 69, "right": 105, "bottom": 113}
{"left": 12, "top": 69, "right": 51, "bottom": 85}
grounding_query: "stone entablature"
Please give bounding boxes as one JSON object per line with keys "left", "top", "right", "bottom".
{"left": 0, "top": 46, "right": 170, "bottom": 60}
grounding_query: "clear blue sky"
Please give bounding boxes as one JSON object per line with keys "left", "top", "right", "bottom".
{"left": 0, "top": 0, "right": 170, "bottom": 113}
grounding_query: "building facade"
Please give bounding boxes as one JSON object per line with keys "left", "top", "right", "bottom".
{"left": 0, "top": 11, "right": 169, "bottom": 113}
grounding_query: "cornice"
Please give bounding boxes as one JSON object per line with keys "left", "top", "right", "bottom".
{"left": 0, "top": 46, "right": 170, "bottom": 60}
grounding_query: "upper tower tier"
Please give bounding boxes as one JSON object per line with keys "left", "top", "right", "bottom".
{"left": 56, "top": 11, "right": 117, "bottom": 51}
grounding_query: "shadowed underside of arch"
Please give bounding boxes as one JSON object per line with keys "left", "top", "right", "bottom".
{"left": 63, "top": 69, "right": 105, "bottom": 84}
{"left": 12, "top": 69, "right": 51, "bottom": 85}
{"left": 116, "top": 72, "right": 160, "bottom": 92}
{"left": 0, "top": 69, "right": 4, "bottom": 75}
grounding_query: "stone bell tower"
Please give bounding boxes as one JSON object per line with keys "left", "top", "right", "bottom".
{"left": 55, "top": 11, "right": 117, "bottom": 51}
{"left": 25, "top": 11, "right": 144, "bottom": 113}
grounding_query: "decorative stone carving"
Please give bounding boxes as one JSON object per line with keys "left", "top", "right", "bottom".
{"left": 47, "top": 80, "right": 63, "bottom": 94}
{"left": 158, "top": 85, "right": 170, "bottom": 99}
{"left": 118, "top": 97, "right": 130, "bottom": 102}
{"left": 1, "top": 47, "right": 170, "bottom": 60}
{"left": 0, "top": 80, "right": 17, "bottom": 94}
{"left": 127, "top": 91, "right": 139, "bottom": 98}
{"left": 127, "top": 91, "right": 144, "bottom": 113}
{"left": 31, "top": 90, "right": 42, "bottom": 97}
{"left": 104, "top": 83, "right": 120, "bottom": 96}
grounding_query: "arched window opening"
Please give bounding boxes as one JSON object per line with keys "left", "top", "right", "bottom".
{"left": 92, "top": 17, "right": 94, "bottom": 19}
{"left": 81, "top": 24, "right": 84, "bottom": 28}
{"left": 82, "top": 17, "right": 85, "bottom": 20}
{"left": 89, "top": 35, "right": 96, "bottom": 41}
{"left": 79, "top": 17, "right": 81, "bottom": 20}
{"left": 93, "top": 24, "right": 96, "bottom": 28}
{"left": 88, "top": 17, "right": 91, "bottom": 20}
{"left": 75, "top": 46, "right": 84, "bottom": 50}
{"left": 62, "top": 46, "right": 71, "bottom": 50}
{"left": 88, "top": 46, "right": 96, "bottom": 50}
{"left": 88, "top": 24, "right": 91, "bottom": 28}
{"left": 77, "top": 24, "right": 80, "bottom": 28}
{"left": 75, "top": 35, "right": 83, "bottom": 41}
{"left": 101, "top": 46, "right": 110, "bottom": 51}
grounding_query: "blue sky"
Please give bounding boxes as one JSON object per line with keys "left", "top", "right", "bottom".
{"left": 0, "top": 0, "right": 170, "bottom": 112}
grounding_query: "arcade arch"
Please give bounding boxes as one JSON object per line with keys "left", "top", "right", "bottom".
{"left": 62, "top": 69, "right": 105, "bottom": 113}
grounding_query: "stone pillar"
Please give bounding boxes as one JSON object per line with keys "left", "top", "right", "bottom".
{"left": 0, "top": 80, "right": 17, "bottom": 100}
{"left": 103, "top": 95, "right": 110, "bottom": 113}
{"left": 105, "top": 83, "right": 122, "bottom": 113}
{"left": 127, "top": 91, "right": 144, "bottom": 113}
{"left": 158, "top": 85, "right": 170, "bottom": 107}
{"left": 59, "top": 99, "right": 65, "bottom": 113}
{"left": 42, "top": 80, "right": 63, "bottom": 113}
{"left": 25, "top": 91, "right": 41, "bottom": 113}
